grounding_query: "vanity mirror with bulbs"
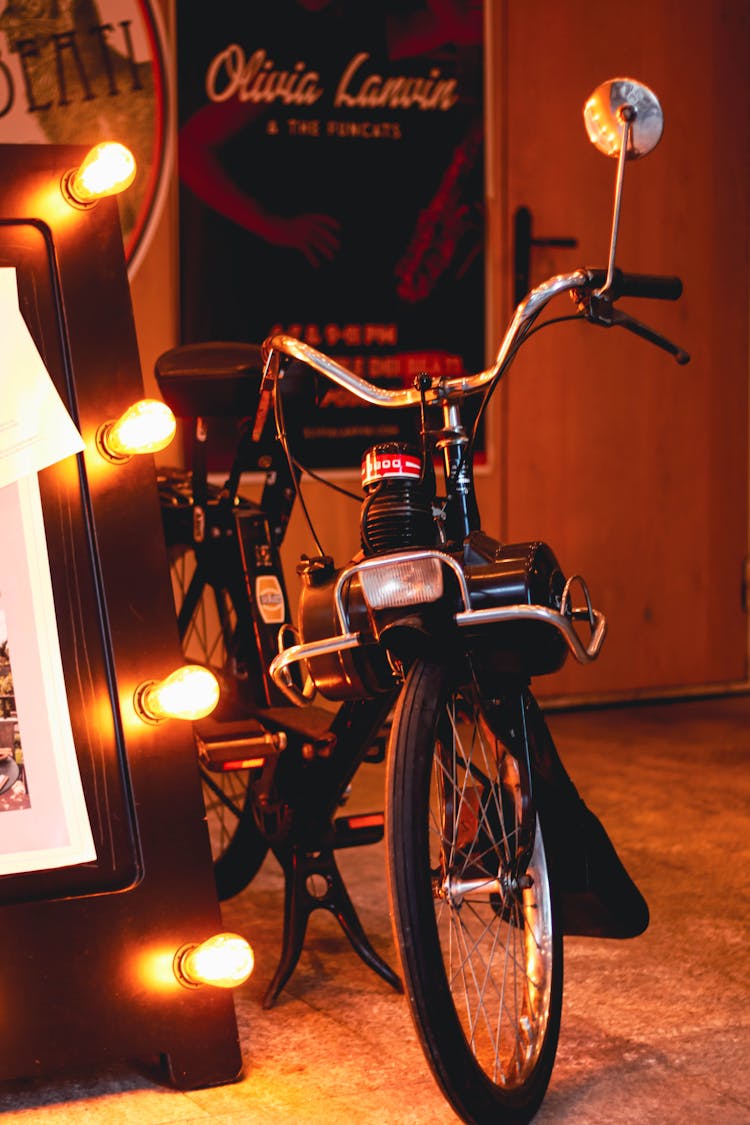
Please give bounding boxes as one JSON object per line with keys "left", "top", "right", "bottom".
{"left": 0, "top": 144, "right": 243, "bottom": 1090}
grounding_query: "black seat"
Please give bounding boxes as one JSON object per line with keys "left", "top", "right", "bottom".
{"left": 154, "top": 341, "right": 264, "bottom": 419}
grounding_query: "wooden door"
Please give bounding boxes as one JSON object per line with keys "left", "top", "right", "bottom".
{"left": 481, "top": 0, "right": 750, "bottom": 700}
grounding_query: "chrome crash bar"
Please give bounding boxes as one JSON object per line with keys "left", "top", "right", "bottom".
{"left": 269, "top": 550, "right": 607, "bottom": 707}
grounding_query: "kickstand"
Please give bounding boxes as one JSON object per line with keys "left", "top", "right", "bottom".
{"left": 263, "top": 844, "right": 402, "bottom": 1009}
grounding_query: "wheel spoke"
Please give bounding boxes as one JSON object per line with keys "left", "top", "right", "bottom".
{"left": 448, "top": 900, "right": 503, "bottom": 1057}
{"left": 165, "top": 532, "right": 266, "bottom": 893}
{"left": 431, "top": 683, "right": 554, "bottom": 1082}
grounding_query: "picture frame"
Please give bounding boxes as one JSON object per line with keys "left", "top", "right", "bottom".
{"left": 0, "top": 474, "right": 96, "bottom": 874}
{"left": 0, "top": 143, "right": 242, "bottom": 1088}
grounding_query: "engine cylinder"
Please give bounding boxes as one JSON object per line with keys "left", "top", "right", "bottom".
{"left": 359, "top": 442, "right": 435, "bottom": 555}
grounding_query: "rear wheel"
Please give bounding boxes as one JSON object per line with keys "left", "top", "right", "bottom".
{"left": 195, "top": 729, "right": 268, "bottom": 901}
{"left": 166, "top": 521, "right": 269, "bottom": 900}
{"left": 386, "top": 660, "right": 562, "bottom": 1124}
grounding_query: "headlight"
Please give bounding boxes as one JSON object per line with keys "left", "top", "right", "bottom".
{"left": 359, "top": 556, "right": 444, "bottom": 610}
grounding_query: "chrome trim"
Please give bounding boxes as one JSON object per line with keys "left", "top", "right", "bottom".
{"left": 262, "top": 270, "right": 590, "bottom": 408}
{"left": 560, "top": 573, "right": 595, "bottom": 626}
{"left": 453, "top": 603, "right": 607, "bottom": 664}
{"left": 263, "top": 334, "right": 424, "bottom": 407}
{"left": 440, "top": 873, "right": 503, "bottom": 908}
{"left": 334, "top": 550, "right": 471, "bottom": 632}
{"left": 271, "top": 631, "right": 363, "bottom": 707}
{"left": 269, "top": 548, "right": 607, "bottom": 705}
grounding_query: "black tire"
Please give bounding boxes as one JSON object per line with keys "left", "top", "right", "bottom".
{"left": 167, "top": 538, "right": 269, "bottom": 899}
{"left": 386, "top": 660, "right": 562, "bottom": 1124}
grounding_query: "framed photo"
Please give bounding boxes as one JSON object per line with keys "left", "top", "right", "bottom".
{"left": 0, "top": 219, "right": 143, "bottom": 903}
{"left": 0, "top": 475, "right": 95, "bottom": 874}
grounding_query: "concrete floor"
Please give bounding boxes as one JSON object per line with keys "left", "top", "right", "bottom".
{"left": 0, "top": 694, "right": 748, "bottom": 1123}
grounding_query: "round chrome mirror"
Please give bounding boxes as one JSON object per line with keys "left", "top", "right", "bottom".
{"left": 583, "top": 78, "right": 663, "bottom": 159}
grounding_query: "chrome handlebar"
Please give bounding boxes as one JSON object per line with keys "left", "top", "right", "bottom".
{"left": 261, "top": 269, "right": 591, "bottom": 407}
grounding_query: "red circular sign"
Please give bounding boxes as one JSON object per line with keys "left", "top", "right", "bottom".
{"left": 0, "top": 0, "right": 171, "bottom": 277}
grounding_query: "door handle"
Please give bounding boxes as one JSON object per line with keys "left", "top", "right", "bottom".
{"left": 513, "top": 206, "right": 578, "bottom": 305}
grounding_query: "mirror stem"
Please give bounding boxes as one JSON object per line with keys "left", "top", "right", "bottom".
{"left": 596, "top": 108, "right": 635, "bottom": 296}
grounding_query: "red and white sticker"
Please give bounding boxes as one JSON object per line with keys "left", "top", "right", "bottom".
{"left": 361, "top": 449, "right": 422, "bottom": 489}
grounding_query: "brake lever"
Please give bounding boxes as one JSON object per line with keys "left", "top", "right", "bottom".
{"left": 576, "top": 292, "right": 691, "bottom": 365}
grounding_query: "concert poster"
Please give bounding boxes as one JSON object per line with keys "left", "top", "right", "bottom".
{"left": 177, "top": 1, "right": 485, "bottom": 472}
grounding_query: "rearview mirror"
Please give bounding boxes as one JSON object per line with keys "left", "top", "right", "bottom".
{"left": 584, "top": 78, "right": 663, "bottom": 159}
{"left": 583, "top": 78, "right": 664, "bottom": 294}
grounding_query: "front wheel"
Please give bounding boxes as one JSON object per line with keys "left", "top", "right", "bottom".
{"left": 386, "top": 660, "right": 562, "bottom": 1124}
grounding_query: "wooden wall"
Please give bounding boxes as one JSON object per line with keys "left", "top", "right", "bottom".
{"left": 134, "top": 0, "right": 750, "bottom": 702}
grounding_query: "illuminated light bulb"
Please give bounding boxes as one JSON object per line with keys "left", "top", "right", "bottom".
{"left": 134, "top": 665, "right": 220, "bottom": 724}
{"left": 175, "top": 933, "right": 254, "bottom": 989}
{"left": 97, "top": 399, "right": 176, "bottom": 462}
{"left": 63, "top": 142, "right": 136, "bottom": 206}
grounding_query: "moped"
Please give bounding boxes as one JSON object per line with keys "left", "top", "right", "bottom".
{"left": 157, "top": 77, "right": 687, "bottom": 1123}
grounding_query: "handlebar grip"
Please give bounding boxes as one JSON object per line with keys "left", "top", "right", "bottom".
{"left": 616, "top": 272, "right": 683, "bottom": 300}
{"left": 584, "top": 264, "right": 683, "bottom": 297}
{"left": 583, "top": 268, "right": 683, "bottom": 301}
